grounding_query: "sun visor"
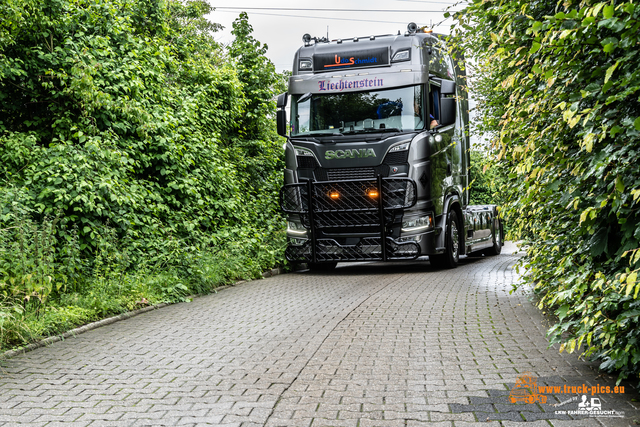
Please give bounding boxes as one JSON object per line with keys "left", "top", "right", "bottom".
{"left": 288, "top": 70, "right": 429, "bottom": 95}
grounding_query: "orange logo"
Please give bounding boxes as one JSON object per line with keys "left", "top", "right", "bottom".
{"left": 324, "top": 55, "right": 355, "bottom": 68}
{"left": 509, "top": 372, "right": 548, "bottom": 404}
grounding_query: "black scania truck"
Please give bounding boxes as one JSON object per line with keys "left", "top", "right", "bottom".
{"left": 276, "top": 24, "right": 503, "bottom": 270}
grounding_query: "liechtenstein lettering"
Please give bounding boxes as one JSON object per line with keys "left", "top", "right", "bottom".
{"left": 319, "top": 78, "right": 384, "bottom": 92}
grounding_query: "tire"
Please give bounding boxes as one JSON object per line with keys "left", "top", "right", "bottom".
{"left": 308, "top": 261, "right": 338, "bottom": 271}
{"left": 485, "top": 217, "right": 502, "bottom": 256}
{"left": 430, "top": 209, "right": 461, "bottom": 269}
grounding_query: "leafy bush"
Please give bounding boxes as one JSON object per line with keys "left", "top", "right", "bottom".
{"left": 451, "top": 0, "right": 640, "bottom": 382}
{"left": 0, "top": 0, "right": 287, "bottom": 351}
{"left": 469, "top": 150, "right": 505, "bottom": 206}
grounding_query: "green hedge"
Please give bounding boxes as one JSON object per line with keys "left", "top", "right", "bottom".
{"left": 450, "top": 0, "right": 640, "bottom": 382}
{"left": 0, "top": 1, "right": 287, "bottom": 350}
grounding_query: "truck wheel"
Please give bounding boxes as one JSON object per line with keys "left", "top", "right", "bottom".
{"left": 485, "top": 217, "right": 502, "bottom": 256}
{"left": 308, "top": 262, "right": 338, "bottom": 271}
{"left": 430, "top": 210, "right": 460, "bottom": 269}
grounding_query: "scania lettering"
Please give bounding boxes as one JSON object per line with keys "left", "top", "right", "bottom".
{"left": 276, "top": 25, "right": 503, "bottom": 270}
{"left": 325, "top": 149, "right": 376, "bottom": 160}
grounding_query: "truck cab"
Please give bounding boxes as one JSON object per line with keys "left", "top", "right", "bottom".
{"left": 277, "top": 24, "right": 502, "bottom": 269}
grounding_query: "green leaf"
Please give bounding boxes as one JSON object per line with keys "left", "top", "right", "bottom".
{"left": 603, "top": 4, "right": 614, "bottom": 19}
{"left": 559, "top": 30, "right": 572, "bottom": 39}
{"left": 634, "top": 117, "right": 640, "bottom": 131}
{"left": 625, "top": 272, "right": 637, "bottom": 296}
{"left": 589, "top": 228, "right": 608, "bottom": 257}
{"left": 604, "top": 61, "right": 620, "bottom": 83}
{"left": 529, "top": 42, "right": 541, "bottom": 54}
{"left": 531, "top": 21, "right": 543, "bottom": 33}
{"left": 584, "top": 133, "right": 596, "bottom": 152}
{"left": 558, "top": 304, "right": 570, "bottom": 320}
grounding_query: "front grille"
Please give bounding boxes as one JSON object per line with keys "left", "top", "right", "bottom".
{"left": 326, "top": 167, "right": 375, "bottom": 180}
{"left": 313, "top": 211, "right": 394, "bottom": 231}
{"left": 319, "top": 165, "right": 390, "bottom": 181}
{"left": 280, "top": 179, "right": 417, "bottom": 215}
{"left": 383, "top": 150, "right": 409, "bottom": 164}
{"left": 297, "top": 156, "right": 319, "bottom": 169}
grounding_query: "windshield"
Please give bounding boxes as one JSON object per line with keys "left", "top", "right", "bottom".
{"left": 291, "top": 85, "right": 424, "bottom": 136}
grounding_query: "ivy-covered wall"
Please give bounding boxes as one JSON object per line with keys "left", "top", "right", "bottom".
{"left": 451, "top": 0, "right": 640, "bottom": 382}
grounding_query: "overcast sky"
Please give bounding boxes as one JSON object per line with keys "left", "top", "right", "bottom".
{"left": 207, "top": 1, "right": 465, "bottom": 72}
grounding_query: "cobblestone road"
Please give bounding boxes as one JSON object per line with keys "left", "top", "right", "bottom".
{"left": 1, "top": 243, "right": 638, "bottom": 426}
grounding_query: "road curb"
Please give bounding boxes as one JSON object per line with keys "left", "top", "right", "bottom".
{"left": 0, "top": 266, "right": 286, "bottom": 361}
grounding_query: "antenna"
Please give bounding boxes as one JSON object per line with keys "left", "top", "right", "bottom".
{"left": 327, "top": 26, "right": 329, "bottom": 40}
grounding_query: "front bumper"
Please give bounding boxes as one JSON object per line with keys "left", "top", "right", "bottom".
{"left": 285, "top": 237, "right": 420, "bottom": 262}
{"left": 280, "top": 177, "right": 419, "bottom": 262}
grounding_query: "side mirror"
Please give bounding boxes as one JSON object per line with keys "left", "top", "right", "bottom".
{"left": 276, "top": 92, "right": 288, "bottom": 137}
{"left": 440, "top": 97, "right": 456, "bottom": 126}
{"left": 441, "top": 79, "right": 456, "bottom": 95}
{"left": 277, "top": 110, "right": 287, "bottom": 137}
{"left": 277, "top": 92, "right": 288, "bottom": 109}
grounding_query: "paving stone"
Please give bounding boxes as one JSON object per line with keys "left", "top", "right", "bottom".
{"left": 549, "top": 420, "right": 601, "bottom": 427}
{"left": 502, "top": 422, "right": 553, "bottom": 427}
{"left": 0, "top": 243, "right": 638, "bottom": 426}
{"left": 449, "top": 423, "right": 502, "bottom": 427}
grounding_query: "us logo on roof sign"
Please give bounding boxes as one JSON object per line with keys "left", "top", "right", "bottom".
{"left": 313, "top": 48, "right": 389, "bottom": 72}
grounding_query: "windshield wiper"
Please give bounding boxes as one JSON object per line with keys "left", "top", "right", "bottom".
{"left": 293, "top": 132, "right": 343, "bottom": 138}
{"left": 342, "top": 128, "right": 404, "bottom": 134}
{"left": 374, "top": 128, "right": 403, "bottom": 133}
{"left": 310, "top": 132, "right": 344, "bottom": 136}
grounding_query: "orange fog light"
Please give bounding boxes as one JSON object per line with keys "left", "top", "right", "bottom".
{"left": 329, "top": 191, "right": 340, "bottom": 200}
{"left": 367, "top": 189, "right": 379, "bottom": 198}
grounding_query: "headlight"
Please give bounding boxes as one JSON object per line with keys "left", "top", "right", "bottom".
{"left": 397, "top": 235, "right": 422, "bottom": 243}
{"left": 287, "top": 221, "right": 307, "bottom": 236}
{"left": 402, "top": 213, "right": 434, "bottom": 232}
{"left": 392, "top": 50, "right": 410, "bottom": 62}
{"left": 389, "top": 142, "right": 409, "bottom": 153}
{"left": 299, "top": 59, "right": 312, "bottom": 70}
{"left": 294, "top": 147, "right": 315, "bottom": 157}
